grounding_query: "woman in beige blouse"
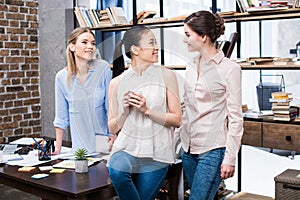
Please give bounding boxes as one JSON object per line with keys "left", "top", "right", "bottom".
{"left": 180, "top": 10, "right": 244, "bottom": 200}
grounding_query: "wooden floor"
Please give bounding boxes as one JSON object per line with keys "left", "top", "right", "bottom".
{"left": 227, "top": 192, "right": 274, "bottom": 200}
{"left": 1, "top": 183, "right": 275, "bottom": 200}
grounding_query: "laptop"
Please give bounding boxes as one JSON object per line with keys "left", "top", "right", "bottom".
{"left": 0, "top": 144, "right": 18, "bottom": 155}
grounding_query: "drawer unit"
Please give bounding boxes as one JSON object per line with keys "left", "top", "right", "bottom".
{"left": 242, "top": 121, "right": 262, "bottom": 147}
{"left": 263, "top": 122, "right": 300, "bottom": 152}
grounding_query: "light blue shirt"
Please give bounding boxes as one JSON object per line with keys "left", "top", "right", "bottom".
{"left": 53, "top": 59, "right": 112, "bottom": 153}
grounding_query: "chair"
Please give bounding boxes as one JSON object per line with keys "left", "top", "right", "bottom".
{"left": 220, "top": 32, "right": 239, "bottom": 58}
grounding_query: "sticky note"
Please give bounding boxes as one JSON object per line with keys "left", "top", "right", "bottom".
{"left": 18, "top": 166, "right": 36, "bottom": 172}
{"left": 31, "top": 173, "right": 49, "bottom": 179}
{"left": 50, "top": 168, "right": 66, "bottom": 173}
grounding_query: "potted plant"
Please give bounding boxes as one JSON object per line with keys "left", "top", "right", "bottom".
{"left": 74, "top": 148, "right": 88, "bottom": 173}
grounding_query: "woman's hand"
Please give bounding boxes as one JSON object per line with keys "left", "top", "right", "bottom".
{"left": 122, "top": 91, "right": 132, "bottom": 115}
{"left": 128, "top": 92, "right": 149, "bottom": 114}
{"left": 107, "top": 135, "right": 118, "bottom": 151}
{"left": 221, "top": 163, "right": 235, "bottom": 179}
{"left": 52, "top": 149, "right": 61, "bottom": 155}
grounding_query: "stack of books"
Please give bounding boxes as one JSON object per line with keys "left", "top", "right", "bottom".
{"left": 270, "top": 92, "right": 298, "bottom": 121}
{"left": 74, "top": 6, "right": 129, "bottom": 28}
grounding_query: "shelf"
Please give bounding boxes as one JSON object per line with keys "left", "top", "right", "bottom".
{"left": 88, "top": 8, "right": 300, "bottom": 32}
{"left": 90, "top": 19, "right": 184, "bottom": 32}
{"left": 164, "top": 64, "right": 300, "bottom": 70}
{"left": 221, "top": 8, "right": 300, "bottom": 23}
{"left": 240, "top": 64, "right": 300, "bottom": 70}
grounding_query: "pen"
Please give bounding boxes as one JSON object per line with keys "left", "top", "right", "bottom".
{"left": 32, "top": 138, "right": 42, "bottom": 150}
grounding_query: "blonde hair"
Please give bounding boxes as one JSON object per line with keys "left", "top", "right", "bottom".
{"left": 66, "top": 27, "right": 95, "bottom": 86}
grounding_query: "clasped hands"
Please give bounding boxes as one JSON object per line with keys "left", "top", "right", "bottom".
{"left": 122, "top": 91, "right": 149, "bottom": 114}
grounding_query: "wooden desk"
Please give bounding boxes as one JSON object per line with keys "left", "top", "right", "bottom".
{"left": 0, "top": 161, "right": 116, "bottom": 200}
{"left": 238, "top": 117, "right": 300, "bottom": 191}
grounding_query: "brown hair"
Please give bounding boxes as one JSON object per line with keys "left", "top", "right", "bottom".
{"left": 184, "top": 10, "right": 225, "bottom": 43}
{"left": 112, "top": 26, "right": 151, "bottom": 78}
{"left": 66, "top": 27, "right": 95, "bottom": 85}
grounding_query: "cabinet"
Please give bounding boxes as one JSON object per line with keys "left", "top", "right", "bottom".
{"left": 243, "top": 119, "right": 300, "bottom": 152}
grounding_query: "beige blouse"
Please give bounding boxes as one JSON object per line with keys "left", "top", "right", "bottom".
{"left": 111, "top": 65, "right": 175, "bottom": 164}
{"left": 180, "top": 50, "right": 244, "bottom": 166}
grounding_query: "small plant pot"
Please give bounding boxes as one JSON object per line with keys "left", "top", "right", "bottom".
{"left": 75, "top": 160, "right": 88, "bottom": 173}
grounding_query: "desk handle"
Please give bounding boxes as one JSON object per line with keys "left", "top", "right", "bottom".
{"left": 285, "top": 136, "right": 292, "bottom": 141}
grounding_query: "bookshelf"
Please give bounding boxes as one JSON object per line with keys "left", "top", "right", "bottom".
{"left": 74, "top": 5, "right": 300, "bottom": 70}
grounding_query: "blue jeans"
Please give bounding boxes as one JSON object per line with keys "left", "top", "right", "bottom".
{"left": 108, "top": 151, "right": 169, "bottom": 200}
{"left": 181, "top": 147, "right": 225, "bottom": 200}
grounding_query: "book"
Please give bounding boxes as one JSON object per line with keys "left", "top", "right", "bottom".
{"left": 80, "top": 8, "right": 93, "bottom": 27}
{"left": 108, "top": 7, "right": 129, "bottom": 25}
{"left": 133, "top": 10, "right": 157, "bottom": 23}
{"left": 271, "top": 92, "right": 291, "bottom": 99}
{"left": 273, "top": 116, "right": 295, "bottom": 121}
{"left": 272, "top": 105, "right": 290, "bottom": 110}
{"left": 106, "top": 7, "right": 116, "bottom": 25}
{"left": 272, "top": 102, "right": 290, "bottom": 107}
{"left": 74, "top": 7, "right": 87, "bottom": 27}
{"left": 87, "top": 9, "right": 98, "bottom": 27}
{"left": 236, "top": 0, "right": 246, "bottom": 12}
{"left": 272, "top": 106, "right": 298, "bottom": 115}
{"left": 293, "top": 0, "right": 300, "bottom": 8}
{"left": 246, "top": 5, "right": 289, "bottom": 12}
{"left": 269, "top": 97, "right": 292, "bottom": 103}
{"left": 97, "top": 10, "right": 114, "bottom": 26}
{"left": 294, "top": 117, "right": 300, "bottom": 122}
{"left": 53, "top": 157, "right": 102, "bottom": 169}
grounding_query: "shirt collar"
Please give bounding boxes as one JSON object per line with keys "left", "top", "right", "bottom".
{"left": 212, "top": 50, "right": 225, "bottom": 65}
{"left": 193, "top": 50, "right": 225, "bottom": 66}
{"left": 127, "top": 64, "right": 156, "bottom": 78}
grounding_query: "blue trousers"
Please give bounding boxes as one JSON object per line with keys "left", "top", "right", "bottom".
{"left": 181, "top": 147, "right": 225, "bottom": 200}
{"left": 108, "top": 151, "right": 169, "bottom": 200}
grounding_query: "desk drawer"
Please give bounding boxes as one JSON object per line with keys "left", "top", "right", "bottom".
{"left": 242, "top": 121, "right": 262, "bottom": 146}
{"left": 263, "top": 123, "right": 300, "bottom": 152}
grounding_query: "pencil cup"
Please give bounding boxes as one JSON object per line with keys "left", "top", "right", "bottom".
{"left": 38, "top": 140, "right": 52, "bottom": 161}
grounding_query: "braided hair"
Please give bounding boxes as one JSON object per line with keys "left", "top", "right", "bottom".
{"left": 184, "top": 10, "right": 225, "bottom": 43}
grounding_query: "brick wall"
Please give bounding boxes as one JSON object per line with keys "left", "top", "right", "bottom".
{"left": 0, "top": 0, "right": 40, "bottom": 139}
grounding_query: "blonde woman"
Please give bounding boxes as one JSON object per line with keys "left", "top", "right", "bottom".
{"left": 53, "top": 28, "right": 112, "bottom": 154}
